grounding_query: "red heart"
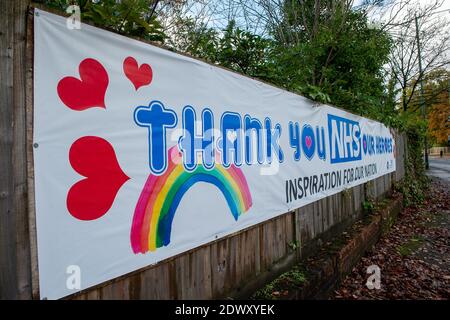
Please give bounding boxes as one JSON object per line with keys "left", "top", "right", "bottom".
{"left": 67, "top": 136, "right": 129, "bottom": 221}
{"left": 305, "top": 136, "right": 312, "bottom": 149}
{"left": 123, "top": 56, "right": 153, "bottom": 90}
{"left": 57, "top": 58, "right": 109, "bottom": 111}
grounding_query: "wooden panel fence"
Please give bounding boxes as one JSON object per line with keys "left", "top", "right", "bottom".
{"left": 0, "top": 2, "right": 407, "bottom": 300}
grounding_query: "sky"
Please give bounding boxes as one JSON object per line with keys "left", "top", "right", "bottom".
{"left": 370, "top": 0, "right": 450, "bottom": 66}
{"left": 163, "top": 0, "right": 450, "bottom": 44}
{"left": 354, "top": 0, "right": 450, "bottom": 10}
{"left": 362, "top": 0, "right": 450, "bottom": 18}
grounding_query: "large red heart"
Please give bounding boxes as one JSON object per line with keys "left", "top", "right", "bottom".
{"left": 67, "top": 136, "right": 129, "bottom": 221}
{"left": 123, "top": 56, "right": 153, "bottom": 90}
{"left": 57, "top": 58, "right": 109, "bottom": 111}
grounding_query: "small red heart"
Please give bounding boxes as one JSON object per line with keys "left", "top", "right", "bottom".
{"left": 305, "top": 136, "right": 312, "bottom": 149}
{"left": 57, "top": 58, "right": 109, "bottom": 111}
{"left": 67, "top": 136, "right": 129, "bottom": 221}
{"left": 123, "top": 56, "right": 153, "bottom": 90}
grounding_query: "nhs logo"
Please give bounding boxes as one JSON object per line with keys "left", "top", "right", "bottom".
{"left": 327, "top": 114, "right": 361, "bottom": 164}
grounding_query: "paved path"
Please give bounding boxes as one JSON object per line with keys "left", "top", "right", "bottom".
{"left": 428, "top": 157, "right": 450, "bottom": 182}
{"left": 332, "top": 179, "right": 450, "bottom": 299}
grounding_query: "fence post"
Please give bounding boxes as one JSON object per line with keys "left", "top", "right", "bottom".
{"left": 0, "top": 0, "right": 32, "bottom": 299}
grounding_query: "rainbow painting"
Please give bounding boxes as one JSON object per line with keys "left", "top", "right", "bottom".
{"left": 130, "top": 146, "right": 253, "bottom": 254}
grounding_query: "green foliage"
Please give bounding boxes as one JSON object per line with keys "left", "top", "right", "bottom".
{"left": 288, "top": 240, "right": 300, "bottom": 251}
{"left": 166, "top": 3, "right": 393, "bottom": 112}
{"left": 252, "top": 265, "right": 306, "bottom": 300}
{"left": 363, "top": 199, "right": 375, "bottom": 214}
{"left": 38, "top": 0, "right": 165, "bottom": 41}
{"left": 295, "top": 85, "right": 331, "bottom": 104}
{"left": 39, "top": 1, "right": 401, "bottom": 125}
{"left": 40, "top": 1, "right": 393, "bottom": 117}
{"left": 397, "top": 236, "right": 425, "bottom": 256}
{"left": 267, "top": 1, "right": 392, "bottom": 113}
{"left": 169, "top": 19, "right": 274, "bottom": 79}
{"left": 395, "top": 120, "right": 430, "bottom": 207}
{"left": 166, "top": 18, "right": 219, "bottom": 62}
{"left": 217, "top": 21, "right": 274, "bottom": 78}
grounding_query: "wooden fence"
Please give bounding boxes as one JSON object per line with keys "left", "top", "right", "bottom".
{"left": 0, "top": 2, "right": 407, "bottom": 300}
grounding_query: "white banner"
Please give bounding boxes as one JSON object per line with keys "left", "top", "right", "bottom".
{"left": 33, "top": 9, "right": 396, "bottom": 299}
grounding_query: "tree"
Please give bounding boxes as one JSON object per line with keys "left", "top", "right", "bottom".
{"left": 405, "top": 69, "right": 450, "bottom": 146}
{"left": 168, "top": 18, "right": 274, "bottom": 78}
{"left": 216, "top": 21, "right": 274, "bottom": 78}
{"left": 40, "top": 0, "right": 446, "bottom": 129}
{"left": 255, "top": 1, "right": 393, "bottom": 117}
{"left": 166, "top": 17, "right": 219, "bottom": 61}
{"left": 379, "top": 0, "right": 450, "bottom": 111}
{"left": 39, "top": 0, "right": 166, "bottom": 41}
{"left": 428, "top": 95, "right": 450, "bottom": 146}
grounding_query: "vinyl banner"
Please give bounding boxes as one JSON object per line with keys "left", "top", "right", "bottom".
{"left": 33, "top": 9, "right": 396, "bottom": 299}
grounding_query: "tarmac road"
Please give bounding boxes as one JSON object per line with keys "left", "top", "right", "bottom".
{"left": 427, "top": 156, "right": 450, "bottom": 182}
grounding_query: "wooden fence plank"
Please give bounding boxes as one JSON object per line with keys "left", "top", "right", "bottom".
{"left": 26, "top": 6, "right": 40, "bottom": 300}
{"left": 173, "top": 246, "right": 212, "bottom": 299}
{"left": 0, "top": 0, "right": 32, "bottom": 300}
{"left": 138, "top": 263, "right": 171, "bottom": 299}
{"left": 210, "top": 237, "right": 231, "bottom": 298}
